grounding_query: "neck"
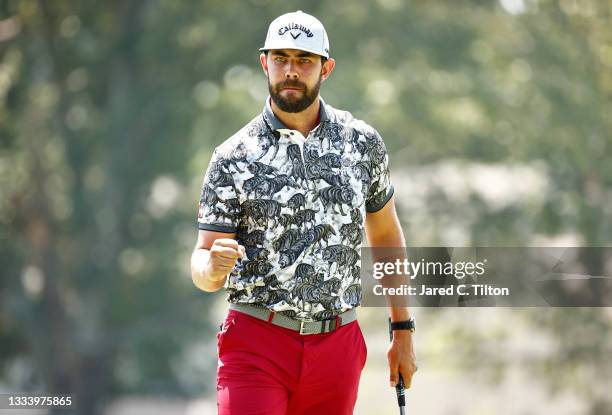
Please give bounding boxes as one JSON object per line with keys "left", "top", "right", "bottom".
{"left": 270, "top": 97, "right": 321, "bottom": 137}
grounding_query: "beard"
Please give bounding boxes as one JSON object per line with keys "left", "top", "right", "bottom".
{"left": 268, "top": 75, "right": 322, "bottom": 113}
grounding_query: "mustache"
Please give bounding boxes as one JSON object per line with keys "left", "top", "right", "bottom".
{"left": 276, "top": 80, "right": 306, "bottom": 90}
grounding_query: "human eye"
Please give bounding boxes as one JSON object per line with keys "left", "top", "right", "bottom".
{"left": 274, "top": 56, "right": 287, "bottom": 63}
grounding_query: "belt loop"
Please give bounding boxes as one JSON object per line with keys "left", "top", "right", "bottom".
{"left": 267, "top": 311, "right": 275, "bottom": 323}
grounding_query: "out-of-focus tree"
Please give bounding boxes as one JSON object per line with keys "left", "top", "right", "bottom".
{"left": 0, "top": 0, "right": 256, "bottom": 412}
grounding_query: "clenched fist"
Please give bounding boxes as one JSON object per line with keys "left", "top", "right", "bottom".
{"left": 206, "top": 239, "right": 245, "bottom": 283}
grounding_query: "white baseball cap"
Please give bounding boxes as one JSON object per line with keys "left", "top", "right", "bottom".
{"left": 260, "top": 10, "right": 330, "bottom": 58}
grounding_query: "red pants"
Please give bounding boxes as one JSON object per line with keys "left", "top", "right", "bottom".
{"left": 216, "top": 309, "right": 368, "bottom": 415}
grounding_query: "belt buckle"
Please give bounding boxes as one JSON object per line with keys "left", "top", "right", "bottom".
{"left": 299, "top": 321, "right": 309, "bottom": 335}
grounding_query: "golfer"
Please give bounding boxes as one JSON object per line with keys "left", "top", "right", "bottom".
{"left": 191, "top": 10, "right": 417, "bottom": 415}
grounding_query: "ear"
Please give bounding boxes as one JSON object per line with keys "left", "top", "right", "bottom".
{"left": 260, "top": 53, "right": 268, "bottom": 76}
{"left": 320, "top": 57, "right": 336, "bottom": 82}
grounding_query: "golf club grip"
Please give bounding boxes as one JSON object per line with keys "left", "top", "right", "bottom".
{"left": 388, "top": 318, "right": 406, "bottom": 410}
{"left": 395, "top": 378, "right": 405, "bottom": 406}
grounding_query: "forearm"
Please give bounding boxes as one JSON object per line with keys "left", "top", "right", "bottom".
{"left": 368, "top": 227, "right": 411, "bottom": 322}
{"left": 191, "top": 248, "right": 226, "bottom": 292}
{"left": 389, "top": 306, "right": 411, "bottom": 322}
{"left": 381, "top": 260, "right": 412, "bottom": 322}
{"left": 366, "top": 200, "right": 414, "bottom": 322}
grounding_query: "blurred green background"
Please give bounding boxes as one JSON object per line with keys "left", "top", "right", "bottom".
{"left": 1, "top": 0, "right": 611, "bottom": 414}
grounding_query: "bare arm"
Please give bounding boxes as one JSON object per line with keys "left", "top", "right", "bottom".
{"left": 191, "top": 229, "right": 245, "bottom": 292}
{"left": 365, "top": 195, "right": 410, "bottom": 321}
{"left": 365, "top": 195, "right": 418, "bottom": 388}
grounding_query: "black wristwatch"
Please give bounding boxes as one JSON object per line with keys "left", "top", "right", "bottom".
{"left": 390, "top": 317, "right": 416, "bottom": 333}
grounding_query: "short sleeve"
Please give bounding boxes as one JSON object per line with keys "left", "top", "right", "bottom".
{"left": 196, "top": 150, "right": 240, "bottom": 233}
{"left": 365, "top": 130, "right": 394, "bottom": 213}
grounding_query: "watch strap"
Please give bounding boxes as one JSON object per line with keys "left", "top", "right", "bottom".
{"left": 390, "top": 318, "right": 416, "bottom": 332}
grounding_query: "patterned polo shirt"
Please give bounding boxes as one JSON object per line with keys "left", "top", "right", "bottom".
{"left": 197, "top": 97, "right": 394, "bottom": 321}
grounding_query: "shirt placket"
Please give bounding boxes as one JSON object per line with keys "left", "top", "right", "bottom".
{"left": 284, "top": 129, "right": 309, "bottom": 189}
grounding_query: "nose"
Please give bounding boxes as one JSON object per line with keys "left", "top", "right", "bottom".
{"left": 285, "top": 61, "right": 299, "bottom": 80}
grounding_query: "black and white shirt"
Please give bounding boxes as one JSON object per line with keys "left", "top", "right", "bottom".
{"left": 197, "top": 97, "right": 394, "bottom": 321}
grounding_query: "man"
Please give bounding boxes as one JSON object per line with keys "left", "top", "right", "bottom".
{"left": 191, "top": 10, "right": 417, "bottom": 415}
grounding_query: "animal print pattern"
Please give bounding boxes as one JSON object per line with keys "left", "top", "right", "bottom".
{"left": 197, "top": 98, "right": 393, "bottom": 321}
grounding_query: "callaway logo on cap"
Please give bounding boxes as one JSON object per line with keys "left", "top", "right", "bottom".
{"left": 260, "top": 10, "right": 330, "bottom": 58}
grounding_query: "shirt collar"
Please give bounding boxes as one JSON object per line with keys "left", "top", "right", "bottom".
{"left": 263, "top": 96, "right": 330, "bottom": 132}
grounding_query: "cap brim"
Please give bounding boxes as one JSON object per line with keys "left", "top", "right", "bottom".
{"left": 259, "top": 46, "right": 329, "bottom": 59}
